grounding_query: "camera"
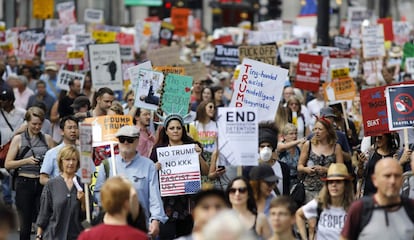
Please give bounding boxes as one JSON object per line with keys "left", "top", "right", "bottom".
{"left": 35, "top": 154, "right": 45, "bottom": 166}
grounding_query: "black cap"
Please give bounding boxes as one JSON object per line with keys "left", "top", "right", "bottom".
{"left": 192, "top": 189, "right": 227, "bottom": 207}
{"left": 249, "top": 164, "right": 278, "bottom": 183}
{"left": 319, "top": 107, "right": 336, "bottom": 118}
{"left": 0, "top": 88, "right": 15, "bottom": 102}
{"left": 259, "top": 128, "right": 277, "bottom": 150}
{"left": 71, "top": 96, "right": 90, "bottom": 109}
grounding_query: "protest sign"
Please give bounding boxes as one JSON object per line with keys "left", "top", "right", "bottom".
{"left": 57, "top": 70, "right": 85, "bottom": 91}
{"left": 157, "top": 144, "right": 201, "bottom": 197}
{"left": 68, "top": 24, "right": 86, "bottom": 35}
{"left": 33, "top": 0, "right": 54, "bottom": 19}
{"left": 18, "top": 29, "right": 45, "bottom": 61}
{"left": 349, "top": 59, "right": 359, "bottom": 78}
{"left": 257, "top": 20, "right": 283, "bottom": 31}
{"left": 363, "top": 59, "right": 384, "bottom": 85}
{"left": 92, "top": 30, "right": 117, "bottom": 44}
{"left": 279, "top": 44, "right": 304, "bottom": 63}
{"left": 179, "top": 62, "right": 208, "bottom": 82}
{"left": 133, "top": 69, "right": 163, "bottom": 111}
{"left": 377, "top": 18, "right": 393, "bottom": 42}
{"left": 83, "top": 115, "right": 133, "bottom": 142}
{"left": 161, "top": 74, "right": 192, "bottom": 115}
{"left": 406, "top": 57, "right": 414, "bottom": 74}
{"left": 333, "top": 36, "right": 352, "bottom": 51}
{"left": 89, "top": 43, "right": 123, "bottom": 90}
{"left": 79, "top": 123, "right": 93, "bottom": 184}
{"left": 120, "top": 46, "right": 134, "bottom": 61}
{"left": 393, "top": 21, "right": 412, "bottom": 46}
{"left": 128, "top": 61, "right": 152, "bottom": 90}
{"left": 84, "top": 8, "right": 104, "bottom": 24}
{"left": 147, "top": 45, "right": 180, "bottom": 66}
{"left": 347, "top": 7, "right": 373, "bottom": 37}
{"left": 211, "top": 45, "right": 239, "bottom": 67}
{"left": 362, "top": 25, "right": 385, "bottom": 59}
{"left": 217, "top": 108, "right": 258, "bottom": 166}
{"left": 44, "top": 43, "right": 71, "bottom": 64}
{"left": 322, "top": 77, "right": 356, "bottom": 102}
{"left": 385, "top": 84, "right": 414, "bottom": 130}
{"left": 200, "top": 49, "right": 215, "bottom": 65}
{"left": 295, "top": 53, "right": 323, "bottom": 92}
{"left": 159, "top": 21, "right": 174, "bottom": 46}
{"left": 239, "top": 45, "right": 277, "bottom": 65}
{"left": 153, "top": 66, "right": 185, "bottom": 76}
{"left": 75, "top": 33, "right": 93, "bottom": 47}
{"left": 57, "top": 1, "right": 77, "bottom": 25}
{"left": 67, "top": 47, "right": 85, "bottom": 65}
{"left": 171, "top": 8, "right": 190, "bottom": 37}
{"left": 210, "top": 35, "right": 233, "bottom": 45}
{"left": 246, "top": 30, "right": 287, "bottom": 45}
{"left": 360, "top": 86, "right": 389, "bottom": 136}
{"left": 229, "top": 58, "right": 287, "bottom": 122}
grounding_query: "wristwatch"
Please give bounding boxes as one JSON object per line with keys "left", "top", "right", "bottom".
{"left": 36, "top": 234, "right": 43, "bottom": 239}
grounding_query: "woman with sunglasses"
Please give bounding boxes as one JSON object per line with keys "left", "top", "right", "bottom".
{"left": 296, "top": 163, "right": 354, "bottom": 240}
{"left": 226, "top": 177, "right": 272, "bottom": 239}
{"left": 358, "top": 133, "right": 400, "bottom": 196}
{"left": 149, "top": 114, "right": 209, "bottom": 239}
{"left": 297, "top": 118, "right": 344, "bottom": 203}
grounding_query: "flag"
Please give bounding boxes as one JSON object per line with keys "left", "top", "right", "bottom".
{"left": 160, "top": 171, "right": 201, "bottom": 196}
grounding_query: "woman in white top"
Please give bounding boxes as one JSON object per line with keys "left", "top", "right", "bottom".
{"left": 296, "top": 163, "right": 354, "bottom": 240}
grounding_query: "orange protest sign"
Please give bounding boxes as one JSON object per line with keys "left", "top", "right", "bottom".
{"left": 33, "top": 0, "right": 54, "bottom": 19}
{"left": 83, "top": 115, "right": 133, "bottom": 143}
{"left": 153, "top": 66, "right": 185, "bottom": 76}
{"left": 171, "top": 8, "right": 190, "bottom": 37}
{"left": 323, "top": 77, "right": 356, "bottom": 102}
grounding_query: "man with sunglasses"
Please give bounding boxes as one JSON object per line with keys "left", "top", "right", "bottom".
{"left": 94, "top": 125, "right": 167, "bottom": 238}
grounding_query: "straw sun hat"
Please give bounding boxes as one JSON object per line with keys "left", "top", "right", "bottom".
{"left": 321, "top": 163, "right": 353, "bottom": 181}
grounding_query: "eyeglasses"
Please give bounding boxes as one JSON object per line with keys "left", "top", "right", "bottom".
{"left": 229, "top": 187, "right": 247, "bottom": 194}
{"left": 118, "top": 136, "right": 137, "bottom": 143}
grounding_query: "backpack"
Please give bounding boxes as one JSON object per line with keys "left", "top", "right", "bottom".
{"left": 402, "top": 172, "right": 414, "bottom": 198}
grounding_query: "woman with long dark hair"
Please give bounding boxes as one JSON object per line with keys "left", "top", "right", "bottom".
{"left": 226, "top": 177, "right": 271, "bottom": 239}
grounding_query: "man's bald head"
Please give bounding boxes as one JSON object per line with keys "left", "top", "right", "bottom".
{"left": 373, "top": 157, "right": 403, "bottom": 201}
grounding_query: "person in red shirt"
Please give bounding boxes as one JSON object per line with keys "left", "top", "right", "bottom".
{"left": 78, "top": 176, "right": 147, "bottom": 240}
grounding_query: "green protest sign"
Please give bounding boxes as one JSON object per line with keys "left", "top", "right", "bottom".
{"left": 161, "top": 74, "right": 193, "bottom": 116}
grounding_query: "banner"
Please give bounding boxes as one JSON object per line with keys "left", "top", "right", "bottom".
{"left": 133, "top": 69, "right": 163, "bottom": 111}
{"left": 211, "top": 45, "right": 239, "bottom": 67}
{"left": 83, "top": 115, "right": 133, "bottom": 142}
{"left": 84, "top": 8, "right": 104, "bottom": 24}
{"left": 157, "top": 144, "right": 201, "bottom": 197}
{"left": 295, "top": 53, "right": 323, "bottom": 91}
{"left": 217, "top": 108, "right": 258, "bottom": 166}
{"left": 385, "top": 84, "right": 414, "bottom": 130}
{"left": 279, "top": 44, "right": 304, "bottom": 63}
{"left": 229, "top": 58, "right": 287, "bottom": 122}
{"left": 147, "top": 45, "right": 180, "bottom": 66}
{"left": 89, "top": 43, "right": 123, "bottom": 90}
{"left": 161, "top": 74, "right": 192, "bottom": 115}
{"left": 239, "top": 45, "right": 277, "bottom": 65}
{"left": 362, "top": 25, "right": 385, "bottom": 59}
{"left": 323, "top": 77, "right": 356, "bottom": 102}
{"left": 360, "top": 86, "right": 389, "bottom": 136}
{"left": 171, "top": 8, "right": 190, "bottom": 37}
{"left": 57, "top": 70, "right": 85, "bottom": 91}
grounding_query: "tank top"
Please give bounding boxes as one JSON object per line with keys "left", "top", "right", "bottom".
{"left": 16, "top": 130, "right": 49, "bottom": 176}
{"left": 303, "top": 143, "right": 336, "bottom": 192}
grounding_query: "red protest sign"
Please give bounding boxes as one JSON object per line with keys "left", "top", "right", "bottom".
{"left": 360, "top": 86, "right": 390, "bottom": 136}
{"left": 377, "top": 18, "right": 394, "bottom": 42}
{"left": 294, "top": 53, "right": 323, "bottom": 92}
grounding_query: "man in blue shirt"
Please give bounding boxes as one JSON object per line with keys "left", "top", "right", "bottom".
{"left": 94, "top": 125, "right": 167, "bottom": 238}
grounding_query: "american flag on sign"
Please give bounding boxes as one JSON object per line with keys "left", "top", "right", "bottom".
{"left": 160, "top": 171, "right": 201, "bottom": 197}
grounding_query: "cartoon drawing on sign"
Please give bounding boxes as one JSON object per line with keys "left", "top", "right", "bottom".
{"left": 139, "top": 80, "right": 160, "bottom": 105}
{"left": 102, "top": 57, "right": 117, "bottom": 81}
{"left": 134, "top": 69, "right": 163, "bottom": 111}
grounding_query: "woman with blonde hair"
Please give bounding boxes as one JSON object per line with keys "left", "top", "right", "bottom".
{"left": 296, "top": 163, "right": 354, "bottom": 240}
{"left": 297, "top": 118, "right": 344, "bottom": 203}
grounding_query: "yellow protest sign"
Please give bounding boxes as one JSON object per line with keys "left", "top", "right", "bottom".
{"left": 92, "top": 30, "right": 117, "bottom": 43}
{"left": 331, "top": 67, "right": 350, "bottom": 80}
{"left": 83, "top": 115, "right": 133, "bottom": 142}
{"left": 154, "top": 66, "right": 185, "bottom": 76}
{"left": 323, "top": 77, "right": 356, "bottom": 101}
{"left": 67, "top": 50, "right": 84, "bottom": 59}
{"left": 33, "top": 0, "right": 54, "bottom": 19}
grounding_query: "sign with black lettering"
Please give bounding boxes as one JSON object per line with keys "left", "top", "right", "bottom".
{"left": 217, "top": 108, "right": 258, "bottom": 166}
{"left": 279, "top": 44, "right": 304, "bottom": 63}
{"left": 57, "top": 70, "right": 85, "bottom": 91}
{"left": 239, "top": 45, "right": 277, "bottom": 65}
{"left": 385, "top": 84, "right": 414, "bottom": 130}
{"left": 157, "top": 144, "right": 201, "bottom": 197}
{"left": 334, "top": 36, "right": 352, "bottom": 50}
{"left": 211, "top": 45, "right": 240, "bottom": 67}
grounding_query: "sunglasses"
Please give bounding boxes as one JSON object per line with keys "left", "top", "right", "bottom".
{"left": 229, "top": 187, "right": 247, "bottom": 194}
{"left": 118, "top": 136, "right": 137, "bottom": 143}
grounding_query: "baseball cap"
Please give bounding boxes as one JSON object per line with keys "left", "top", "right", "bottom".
{"left": 319, "top": 107, "right": 336, "bottom": 118}
{"left": 45, "top": 61, "right": 58, "bottom": 71}
{"left": 249, "top": 164, "right": 279, "bottom": 183}
{"left": 115, "top": 125, "right": 139, "bottom": 138}
{"left": 71, "top": 96, "right": 90, "bottom": 109}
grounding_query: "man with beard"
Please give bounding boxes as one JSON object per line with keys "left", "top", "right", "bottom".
{"left": 130, "top": 107, "right": 155, "bottom": 158}
{"left": 39, "top": 116, "right": 79, "bottom": 185}
{"left": 94, "top": 125, "right": 167, "bottom": 238}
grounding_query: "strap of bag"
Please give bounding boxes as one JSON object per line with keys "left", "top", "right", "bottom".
{"left": 1, "top": 110, "right": 14, "bottom": 131}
